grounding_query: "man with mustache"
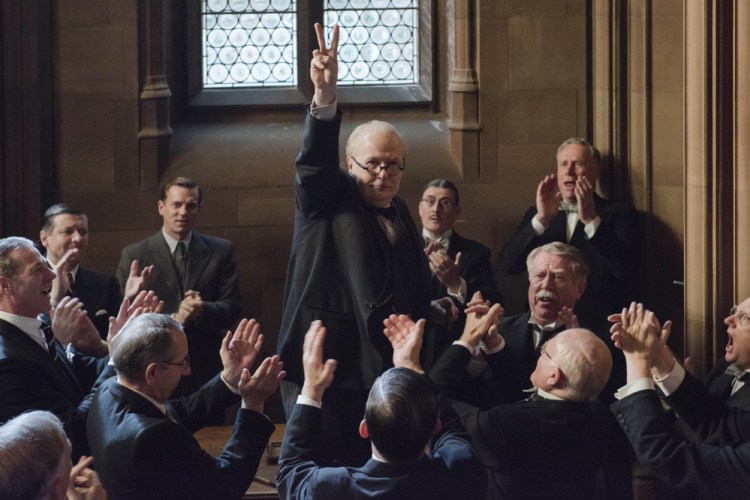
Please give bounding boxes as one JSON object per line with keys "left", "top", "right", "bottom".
{"left": 500, "top": 242, "right": 586, "bottom": 374}
{"left": 498, "top": 138, "right": 640, "bottom": 336}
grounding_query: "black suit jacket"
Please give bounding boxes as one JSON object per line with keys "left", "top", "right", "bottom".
{"left": 117, "top": 231, "right": 241, "bottom": 389}
{"left": 0, "top": 319, "right": 114, "bottom": 458}
{"left": 429, "top": 232, "right": 504, "bottom": 358}
{"left": 430, "top": 231, "right": 503, "bottom": 306}
{"left": 499, "top": 194, "right": 640, "bottom": 333}
{"left": 40, "top": 265, "right": 122, "bottom": 339}
{"left": 277, "top": 111, "right": 432, "bottom": 390}
{"left": 704, "top": 358, "right": 750, "bottom": 410}
{"left": 611, "top": 377, "right": 750, "bottom": 499}
{"left": 277, "top": 399, "right": 486, "bottom": 499}
{"left": 72, "top": 266, "right": 123, "bottom": 337}
{"left": 87, "top": 375, "right": 274, "bottom": 500}
{"left": 433, "top": 345, "right": 632, "bottom": 499}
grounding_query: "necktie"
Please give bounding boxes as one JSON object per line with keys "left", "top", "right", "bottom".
{"left": 559, "top": 201, "right": 578, "bottom": 213}
{"left": 40, "top": 323, "right": 58, "bottom": 360}
{"left": 370, "top": 205, "right": 398, "bottom": 222}
{"left": 174, "top": 241, "right": 187, "bottom": 282}
{"left": 66, "top": 272, "right": 75, "bottom": 296}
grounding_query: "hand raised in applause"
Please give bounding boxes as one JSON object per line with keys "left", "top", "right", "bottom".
{"left": 383, "top": 315, "right": 425, "bottom": 373}
{"left": 239, "top": 356, "right": 285, "bottom": 414}
{"left": 300, "top": 321, "right": 337, "bottom": 403}
{"left": 124, "top": 259, "right": 154, "bottom": 301}
{"left": 220, "top": 318, "right": 265, "bottom": 388}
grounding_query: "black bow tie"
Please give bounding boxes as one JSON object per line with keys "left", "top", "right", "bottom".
{"left": 371, "top": 205, "right": 398, "bottom": 222}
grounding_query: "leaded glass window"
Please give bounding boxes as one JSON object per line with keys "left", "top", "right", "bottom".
{"left": 325, "top": 0, "right": 419, "bottom": 86}
{"left": 189, "top": 0, "right": 431, "bottom": 105}
{"left": 201, "top": 0, "right": 418, "bottom": 90}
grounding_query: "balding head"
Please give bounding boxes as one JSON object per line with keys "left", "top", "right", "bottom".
{"left": 532, "top": 328, "right": 612, "bottom": 402}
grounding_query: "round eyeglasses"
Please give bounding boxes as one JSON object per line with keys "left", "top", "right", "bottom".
{"left": 350, "top": 157, "right": 405, "bottom": 177}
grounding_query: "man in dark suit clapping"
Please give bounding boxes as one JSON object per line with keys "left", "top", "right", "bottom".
{"left": 40, "top": 203, "right": 122, "bottom": 338}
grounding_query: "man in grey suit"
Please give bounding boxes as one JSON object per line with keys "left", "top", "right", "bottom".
{"left": 117, "top": 177, "right": 241, "bottom": 394}
{"left": 277, "top": 24, "right": 432, "bottom": 466}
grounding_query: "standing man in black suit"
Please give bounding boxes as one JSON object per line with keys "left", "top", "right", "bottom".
{"left": 0, "top": 236, "right": 119, "bottom": 459}
{"left": 87, "top": 313, "right": 284, "bottom": 500}
{"left": 610, "top": 302, "right": 750, "bottom": 498}
{"left": 117, "top": 176, "right": 242, "bottom": 395}
{"left": 277, "top": 319, "right": 486, "bottom": 499}
{"left": 277, "top": 24, "right": 432, "bottom": 466}
{"left": 499, "top": 137, "right": 640, "bottom": 334}
{"left": 40, "top": 203, "right": 123, "bottom": 338}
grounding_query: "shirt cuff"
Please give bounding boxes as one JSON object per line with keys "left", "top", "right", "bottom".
{"left": 481, "top": 336, "right": 506, "bottom": 355}
{"left": 653, "top": 360, "right": 685, "bottom": 396}
{"left": 296, "top": 394, "right": 322, "bottom": 409}
{"left": 452, "top": 340, "right": 474, "bottom": 354}
{"left": 583, "top": 216, "right": 601, "bottom": 239}
{"left": 614, "top": 377, "right": 656, "bottom": 400}
{"left": 310, "top": 99, "right": 337, "bottom": 120}
{"left": 531, "top": 215, "right": 546, "bottom": 236}
{"left": 447, "top": 278, "right": 467, "bottom": 304}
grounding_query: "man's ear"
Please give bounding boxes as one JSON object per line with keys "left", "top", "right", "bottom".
{"left": 157, "top": 199, "right": 165, "bottom": 216}
{"left": 548, "top": 366, "right": 564, "bottom": 388}
{"left": 0, "top": 275, "right": 12, "bottom": 294}
{"left": 358, "top": 419, "right": 369, "bottom": 439}
{"left": 575, "top": 279, "right": 587, "bottom": 299}
{"left": 431, "top": 418, "right": 442, "bottom": 438}
{"left": 144, "top": 363, "right": 159, "bottom": 385}
{"left": 39, "top": 230, "right": 49, "bottom": 248}
{"left": 346, "top": 157, "right": 355, "bottom": 172}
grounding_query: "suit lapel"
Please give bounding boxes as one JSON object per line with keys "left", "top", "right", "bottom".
{"left": 185, "top": 233, "right": 212, "bottom": 292}
{"left": 0, "top": 320, "right": 84, "bottom": 397}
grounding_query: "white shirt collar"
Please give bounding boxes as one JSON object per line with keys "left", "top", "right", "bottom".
{"left": 48, "top": 261, "right": 80, "bottom": 280}
{"left": 422, "top": 227, "right": 453, "bottom": 243}
{"left": 161, "top": 229, "right": 192, "bottom": 254}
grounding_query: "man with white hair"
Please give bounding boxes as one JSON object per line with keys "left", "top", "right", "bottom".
{"left": 0, "top": 410, "right": 105, "bottom": 500}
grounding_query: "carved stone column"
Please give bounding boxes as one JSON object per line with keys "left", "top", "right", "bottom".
{"left": 448, "top": 0, "right": 480, "bottom": 180}
{"left": 138, "top": 0, "right": 172, "bottom": 189}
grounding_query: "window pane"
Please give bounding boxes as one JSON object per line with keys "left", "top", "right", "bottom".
{"left": 202, "top": 0, "right": 297, "bottom": 88}
{"left": 325, "top": 0, "right": 419, "bottom": 85}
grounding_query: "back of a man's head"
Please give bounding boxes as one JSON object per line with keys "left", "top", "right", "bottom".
{"left": 111, "top": 313, "right": 181, "bottom": 383}
{"left": 553, "top": 329, "right": 613, "bottom": 401}
{"left": 0, "top": 410, "right": 70, "bottom": 500}
{"left": 364, "top": 367, "right": 437, "bottom": 463}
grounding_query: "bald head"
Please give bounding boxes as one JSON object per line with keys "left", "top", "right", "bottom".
{"left": 547, "top": 328, "right": 612, "bottom": 401}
